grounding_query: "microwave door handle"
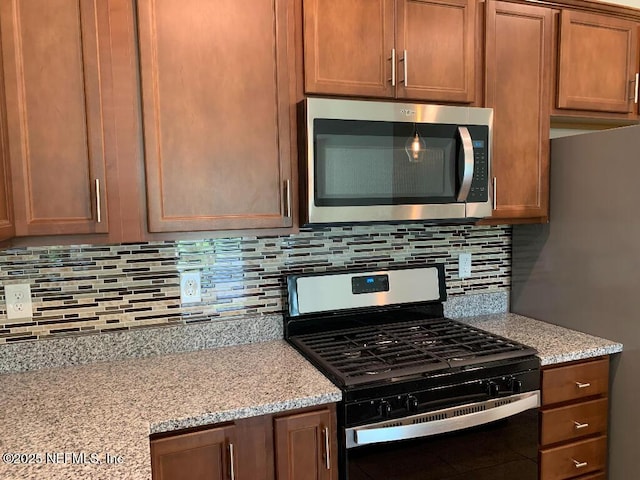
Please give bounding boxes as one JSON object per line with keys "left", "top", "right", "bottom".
{"left": 456, "top": 126, "right": 474, "bottom": 202}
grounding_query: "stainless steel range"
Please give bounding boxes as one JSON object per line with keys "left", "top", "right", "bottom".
{"left": 284, "top": 265, "right": 540, "bottom": 480}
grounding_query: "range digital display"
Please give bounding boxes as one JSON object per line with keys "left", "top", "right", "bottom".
{"left": 351, "top": 274, "right": 389, "bottom": 294}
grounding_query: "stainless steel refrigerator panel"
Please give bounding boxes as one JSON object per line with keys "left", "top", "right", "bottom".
{"left": 511, "top": 124, "right": 640, "bottom": 480}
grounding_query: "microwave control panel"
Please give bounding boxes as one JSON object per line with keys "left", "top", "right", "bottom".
{"left": 465, "top": 126, "right": 489, "bottom": 203}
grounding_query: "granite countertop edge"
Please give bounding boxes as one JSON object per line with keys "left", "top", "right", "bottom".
{"left": 149, "top": 392, "right": 343, "bottom": 435}
{"left": 457, "top": 312, "right": 623, "bottom": 366}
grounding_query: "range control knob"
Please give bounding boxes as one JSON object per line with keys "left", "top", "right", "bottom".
{"left": 511, "top": 378, "right": 523, "bottom": 393}
{"left": 487, "top": 381, "right": 500, "bottom": 396}
{"left": 378, "top": 400, "right": 392, "bottom": 418}
{"left": 406, "top": 395, "right": 419, "bottom": 412}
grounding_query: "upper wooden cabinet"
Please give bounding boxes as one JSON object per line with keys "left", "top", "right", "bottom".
{"left": 484, "top": 0, "right": 553, "bottom": 222}
{"left": 0, "top": 142, "right": 11, "bottom": 242}
{"left": 556, "top": 10, "right": 639, "bottom": 115}
{"left": 0, "top": 48, "right": 12, "bottom": 244}
{"left": 303, "top": 0, "right": 476, "bottom": 103}
{"left": 137, "top": 0, "right": 295, "bottom": 233}
{"left": 0, "top": 0, "right": 112, "bottom": 236}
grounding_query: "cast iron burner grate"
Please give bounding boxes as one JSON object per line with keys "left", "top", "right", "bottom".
{"left": 289, "top": 317, "right": 537, "bottom": 387}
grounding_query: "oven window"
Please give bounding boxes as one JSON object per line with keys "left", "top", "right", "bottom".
{"left": 313, "top": 119, "right": 459, "bottom": 206}
{"left": 347, "top": 410, "right": 538, "bottom": 480}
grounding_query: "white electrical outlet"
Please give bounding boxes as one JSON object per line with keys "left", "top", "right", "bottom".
{"left": 5, "top": 283, "right": 33, "bottom": 320}
{"left": 180, "top": 271, "right": 202, "bottom": 304}
{"left": 458, "top": 253, "right": 472, "bottom": 279}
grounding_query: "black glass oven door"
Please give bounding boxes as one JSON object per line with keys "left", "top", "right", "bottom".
{"left": 346, "top": 408, "right": 538, "bottom": 480}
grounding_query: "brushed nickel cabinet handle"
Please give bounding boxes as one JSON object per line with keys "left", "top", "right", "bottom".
{"left": 399, "top": 50, "right": 408, "bottom": 86}
{"left": 228, "top": 443, "right": 236, "bottom": 480}
{"left": 95, "top": 178, "right": 102, "bottom": 223}
{"left": 283, "top": 180, "right": 291, "bottom": 218}
{"left": 575, "top": 381, "right": 591, "bottom": 389}
{"left": 492, "top": 177, "right": 497, "bottom": 210}
{"left": 635, "top": 73, "right": 639, "bottom": 104}
{"left": 572, "top": 458, "right": 588, "bottom": 468}
{"left": 573, "top": 421, "right": 589, "bottom": 430}
{"left": 323, "top": 426, "right": 331, "bottom": 470}
{"left": 389, "top": 49, "right": 396, "bottom": 86}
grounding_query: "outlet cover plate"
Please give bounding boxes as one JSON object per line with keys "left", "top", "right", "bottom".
{"left": 180, "top": 272, "right": 202, "bottom": 304}
{"left": 458, "top": 253, "right": 472, "bottom": 279}
{"left": 5, "top": 283, "right": 33, "bottom": 320}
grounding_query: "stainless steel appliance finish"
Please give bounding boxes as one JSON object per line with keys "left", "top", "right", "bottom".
{"left": 284, "top": 265, "right": 540, "bottom": 480}
{"left": 346, "top": 391, "right": 540, "bottom": 448}
{"left": 288, "top": 266, "right": 442, "bottom": 316}
{"left": 512, "top": 125, "right": 639, "bottom": 480}
{"left": 301, "top": 98, "right": 493, "bottom": 225}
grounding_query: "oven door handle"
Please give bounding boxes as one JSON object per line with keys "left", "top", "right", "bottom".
{"left": 347, "top": 391, "right": 540, "bottom": 448}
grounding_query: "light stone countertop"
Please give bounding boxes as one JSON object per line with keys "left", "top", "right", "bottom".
{"left": 458, "top": 313, "right": 623, "bottom": 365}
{"left": 0, "top": 340, "right": 341, "bottom": 480}
{"left": 0, "top": 313, "right": 623, "bottom": 480}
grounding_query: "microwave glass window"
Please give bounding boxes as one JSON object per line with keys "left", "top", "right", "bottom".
{"left": 314, "top": 119, "right": 458, "bottom": 206}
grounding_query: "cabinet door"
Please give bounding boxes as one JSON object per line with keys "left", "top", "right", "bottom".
{"left": 151, "top": 424, "right": 237, "bottom": 480}
{"left": 557, "top": 10, "right": 638, "bottom": 114}
{"left": 138, "top": 0, "right": 294, "bottom": 233}
{"left": 485, "top": 1, "right": 552, "bottom": 221}
{"left": 304, "top": 0, "right": 395, "bottom": 98}
{"left": 0, "top": 51, "right": 12, "bottom": 243}
{"left": 0, "top": 0, "right": 110, "bottom": 236}
{"left": 0, "top": 138, "right": 11, "bottom": 242}
{"left": 274, "top": 409, "right": 336, "bottom": 480}
{"left": 396, "top": 0, "right": 476, "bottom": 103}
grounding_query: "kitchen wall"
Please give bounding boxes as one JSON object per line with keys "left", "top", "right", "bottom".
{"left": 0, "top": 224, "right": 511, "bottom": 344}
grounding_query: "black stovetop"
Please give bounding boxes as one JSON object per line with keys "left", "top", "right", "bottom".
{"left": 288, "top": 315, "right": 537, "bottom": 388}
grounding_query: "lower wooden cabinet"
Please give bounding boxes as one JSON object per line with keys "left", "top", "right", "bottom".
{"left": 151, "top": 424, "right": 237, "bottom": 480}
{"left": 274, "top": 409, "right": 335, "bottom": 480}
{"left": 150, "top": 405, "right": 337, "bottom": 480}
{"left": 539, "top": 357, "right": 610, "bottom": 480}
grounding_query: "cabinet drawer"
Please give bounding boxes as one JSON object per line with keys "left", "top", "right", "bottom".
{"left": 541, "top": 398, "right": 608, "bottom": 446}
{"left": 574, "top": 472, "right": 606, "bottom": 480}
{"left": 542, "top": 358, "right": 609, "bottom": 405}
{"left": 540, "top": 435, "right": 607, "bottom": 480}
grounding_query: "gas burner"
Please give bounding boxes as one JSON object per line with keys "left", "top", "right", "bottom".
{"left": 343, "top": 350, "right": 362, "bottom": 359}
{"left": 450, "top": 355, "right": 477, "bottom": 362}
{"left": 360, "top": 333, "right": 398, "bottom": 349}
{"left": 364, "top": 365, "right": 392, "bottom": 375}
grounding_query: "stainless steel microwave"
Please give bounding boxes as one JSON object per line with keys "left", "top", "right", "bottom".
{"left": 300, "top": 98, "right": 493, "bottom": 225}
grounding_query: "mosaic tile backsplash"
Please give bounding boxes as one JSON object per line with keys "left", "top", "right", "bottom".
{"left": 0, "top": 224, "right": 511, "bottom": 344}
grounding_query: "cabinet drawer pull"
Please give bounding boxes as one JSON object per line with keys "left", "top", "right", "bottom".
{"left": 323, "top": 426, "right": 331, "bottom": 470}
{"left": 228, "top": 443, "right": 236, "bottom": 480}
{"left": 573, "top": 421, "right": 589, "bottom": 430}
{"left": 389, "top": 49, "right": 396, "bottom": 86}
{"left": 572, "top": 458, "right": 588, "bottom": 469}
{"left": 95, "top": 178, "right": 102, "bottom": 223}
{"left": 575, "top": 381, "right": 591, "bottom": 389}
